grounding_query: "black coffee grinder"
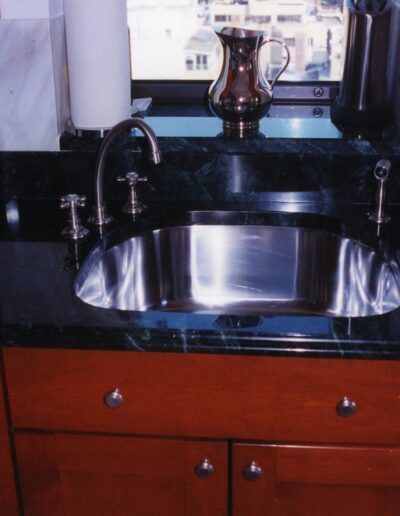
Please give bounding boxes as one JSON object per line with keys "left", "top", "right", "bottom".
{"left": 331, "top": 0, "right": 393, "bottom": 129}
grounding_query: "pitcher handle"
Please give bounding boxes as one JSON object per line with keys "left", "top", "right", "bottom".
{"left": 261, "top": 38, "right": 290, "bottom": 89}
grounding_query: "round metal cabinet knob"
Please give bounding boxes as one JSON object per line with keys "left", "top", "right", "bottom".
{"left": 336, "top": 396, "right": 357, "bottom": 417}
{"left": 104, "top": 389, "right": 124, "bottom": 409}
{"left": 195, "top": 458, "right": 214, "bottom": 479}
{"left": 243, "top": 461, "right": 263, "bottom": 481}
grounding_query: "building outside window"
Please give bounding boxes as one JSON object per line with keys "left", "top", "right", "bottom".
{"left": 127, "top": 0, "right": 344, "bottom": 81}
{"left": 277, "top": 14, "right": 302, "bottom": 22}
{"left": 185, "top": 57, "right": 194, "bottom": 70}
{"left": 250, "top": 15, "right": 272, "bottom": 23}
{"left": 196, "top": 54, "right": 209, "bottom": 69}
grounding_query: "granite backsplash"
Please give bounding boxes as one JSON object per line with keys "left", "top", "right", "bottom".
{"left": 1, "top": 133, "right": 400, "bottom": 209}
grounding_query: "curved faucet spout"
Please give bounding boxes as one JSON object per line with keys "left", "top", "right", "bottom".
{"left": 93, "top": 117, "right": 162, "bottom": 226}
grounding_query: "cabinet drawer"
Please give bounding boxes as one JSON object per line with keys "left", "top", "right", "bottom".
{"left": 4, "top": 348, "right": 400, "bottom": 444}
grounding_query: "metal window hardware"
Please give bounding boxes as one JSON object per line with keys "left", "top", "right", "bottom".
{"left": 60, "top": 194, "right": 89, "bottom": 240}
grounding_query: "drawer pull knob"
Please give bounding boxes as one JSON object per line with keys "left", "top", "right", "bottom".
{"left": 336, "top": 396, "right": 356, "bottom": 417}
{"left": 243, "top": 461, "right": 263, "bottom": 481}
{"left": 104, "top": 389, "right": 123, "bottom": 409}
{"left": 195, "top": 459, "right": 214, "bottom": 478}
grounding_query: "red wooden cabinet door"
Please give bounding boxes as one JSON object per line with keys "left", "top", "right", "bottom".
{"left": 0, "top": 370, "right": 18, "bottom": 516}
{"left": 15, "top": 433, "right": 227, "bottom": 516}
{"left": 233, "top": 443, "right": 400, "bottom": 516}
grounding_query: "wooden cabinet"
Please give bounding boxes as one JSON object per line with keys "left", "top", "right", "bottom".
{"left": 233, "top": 443, "right": 400, "bottom": 516}
{"left": 0, "top": 367, "right": 19, "bottom": 516}
{"left": 15, "top": 433, "right": 227, "bottom": 516}
{"left": 3, "top": 347, "right": 400, "bottom": 515}
{"left": 4, "top": 349, "right": 400, "bottom": 444}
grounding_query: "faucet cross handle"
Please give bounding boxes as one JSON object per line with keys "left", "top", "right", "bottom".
{"left": 117, "top": 171, "right": 148, "bottom": 216}
{"left": 59, "top": 194, "right": 89, "bottom": 240}
{"left": 60, "top": 193, "right": 87, "bottom": 210}
{"left": 117, "top": 171, "right": 148, "bottom": 186}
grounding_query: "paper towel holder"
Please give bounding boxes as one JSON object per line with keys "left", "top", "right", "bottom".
{"left": 65, "top": 116, "right": 108, "bottom": 139}
{"left": 64, "top": 0, "right": 132, "bottom": 133}
{"left": 71, "top": 99, "right": 153, "bottom": 138}
{"left": 75, "top": 129, "right": 108, "bottom": 139}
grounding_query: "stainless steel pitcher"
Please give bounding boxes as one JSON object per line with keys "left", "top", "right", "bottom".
{"left": 208, "top": 27, "right": 290, "bottom": 137}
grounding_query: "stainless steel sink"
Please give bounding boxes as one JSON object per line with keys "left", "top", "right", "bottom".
{"left": 75, "top": 214, "right": 400, "bottom": 317}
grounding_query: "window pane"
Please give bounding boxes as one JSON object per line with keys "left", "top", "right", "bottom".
{"left": 127, "top": 0, "right": 344, "bottom": 81}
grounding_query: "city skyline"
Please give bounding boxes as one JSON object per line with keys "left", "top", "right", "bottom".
{"left": 127, "top": 0, "right": 344, "bottom": 80}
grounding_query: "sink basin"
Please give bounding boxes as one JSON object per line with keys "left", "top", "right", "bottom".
{"left": 75, "top": 214, "right": 400, "bottom": 317}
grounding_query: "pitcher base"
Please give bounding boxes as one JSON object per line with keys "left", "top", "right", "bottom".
{"left": 223, "top": 120, "right": 260, "bottom": 138}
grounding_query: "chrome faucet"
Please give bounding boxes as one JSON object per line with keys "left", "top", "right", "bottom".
{"left": 91, "top": 118, "right": 162, "bottom": 226}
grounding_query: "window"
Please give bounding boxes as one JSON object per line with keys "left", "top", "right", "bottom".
{"left": 127, "top": 0, "right": 344, "bottom": 82}
{"left": 249, "top": 15, "right": 272, "bottom": 23}
{"left": 277, "top": 15, "right": 302, "bottom": 22}
{"left": 194, "top": 55, "right": 208, "bottom": 70}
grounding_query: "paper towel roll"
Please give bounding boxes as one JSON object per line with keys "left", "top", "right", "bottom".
{"left": 64, "top": 0, "right": 131, "bottom": 130}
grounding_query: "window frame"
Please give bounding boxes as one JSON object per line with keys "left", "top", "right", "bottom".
{"left": 131, "top": 80, "right": 338, "bottom": 105}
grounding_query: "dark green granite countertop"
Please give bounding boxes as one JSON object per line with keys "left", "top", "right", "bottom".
{"left": 1, "top": 106, "right": 400, "bottom": 359}
{"left": 1, "top": 199, "right": 400, "bottom": 360}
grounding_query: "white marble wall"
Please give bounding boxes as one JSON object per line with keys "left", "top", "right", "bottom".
{"left": 0, "top": 0, "right": 64, "bottom": 19}
{"left": 50, "top": 15, "right": 70, "bottom": 136}
{"left": 0, "top": 2, "right": 70, "bottom": 151}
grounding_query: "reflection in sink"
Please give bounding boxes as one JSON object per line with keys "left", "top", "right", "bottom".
{"left": 75, "top": 221, "right": 400, "bottom": 317}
